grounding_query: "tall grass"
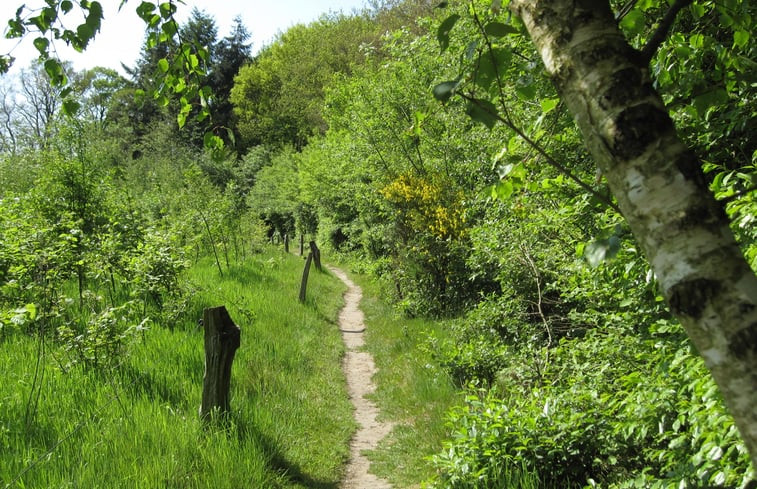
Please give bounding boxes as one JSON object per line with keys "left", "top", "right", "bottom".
{"left": 1, "top": 248, "right": 352, "bottom": 488}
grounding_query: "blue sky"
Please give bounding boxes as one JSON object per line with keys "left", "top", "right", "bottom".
{"left": 1, "top": 0, "right": 369, "bottom": 75}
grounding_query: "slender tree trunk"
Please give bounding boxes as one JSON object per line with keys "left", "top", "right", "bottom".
{"left": 510, "top": 0, "right": 757, "bottom": 465}
{"left": 221, "top": 232, "right": 230, "bottom": 269}
{"left": 199, "top": 211, "right": 223, "bottom": 277}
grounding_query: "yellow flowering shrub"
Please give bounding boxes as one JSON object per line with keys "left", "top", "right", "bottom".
{"left": 380, "top": 173, "right": 465, "bottom": 240}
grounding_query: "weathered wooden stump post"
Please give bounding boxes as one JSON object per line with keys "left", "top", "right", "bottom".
{"left": 299, "top": 234, "right": 304, "bottom": 256}
{"left": 309, "top": 240, "right": 322, "bottom": 272}
{"left": 200, "top": 305, "right": 241, "bottom": 422}
{"left": 284, "top": 233, "right": 290, "bottom": 253}
{"left": 299, "top": 252, "right": 314, "bottom": 303}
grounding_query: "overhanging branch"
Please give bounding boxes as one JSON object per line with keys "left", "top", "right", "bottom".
{"left": 460, "top": 93, "right": 622, "bottom": 214}
{"left": 640, "top": 0, "right": 694, "bottom": 64}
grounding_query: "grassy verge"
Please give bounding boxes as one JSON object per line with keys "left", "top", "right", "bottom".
{"left": 1, "top": 248, "right": 352, "bottom": 488}
{"left": 335, "top": 265, "right": 460, "bottom": 488}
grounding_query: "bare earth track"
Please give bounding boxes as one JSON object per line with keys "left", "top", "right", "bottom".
{"left": 329, "top": 266, "right": 393, "bottom": 489}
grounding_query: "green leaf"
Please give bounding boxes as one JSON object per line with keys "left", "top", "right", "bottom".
{"left": 707, "top": 445, "right": 723, "bottom": 461}
{"left": 177, "top": 111, "right": 187, "bottom": 128}
{"left": 464, "top": 40, "right": 478, "bottom": 61}
{"left": 199, "top": 85, "right": 213, "bottom": 100}
{"left": 475, "top": 48, "right": 512, "bottom": 90}
{"left": 157, "top": 58, "right": 169, "bottom": 73}
{"left": 7, "top": 19, "right": 25, "bottom": 38}
{"left": 174, "top": 77, "right": 186, "bottom": 93}
{"left": 195, "top": 109, "right": 209, "bottom": 122}
{"left": 161, "top": 19, "right": 178, "bottom": 37}
{"left": 87, "top": 1, "right": 103, "bottom": 27}
{"left": 540, "top": 98, "right": 559, "bottom": 114}
{"left": 61, "top": 1, "right": 74, "bottom": 14}
{"left": 159, "top": 2, "right": 176, "bottom": 18}
{"left": 490, "top": 180, "right": 514, "bottom": 200}
{"left": 203, "top": 132, "right": 224, "bottom": 150}
{"left": 62, "top": 99, "right": 80, "bottom": 116}
{"left": 690, "top": 2, "right": 706, "bottom": 18}
{"left": 33, "top": 37, "right": 49, "bottom": 56}
{"left": 466, "top": 98, "right": 498, "bottom": 129}
{"left": 619, "top": 9, "right": 645, "bottom": 36}
{"left": 136, "top": 1, "right": 156, "bottom": 22}
{"left": 483, "top": 22, "right": 518, "bottom": 37}
{"left": 515, "top": 81, "right": 536, "bottom": 100}
{"left": 693, "top": 88, "right": 728, "bottom": 118}
{"left": 432, "top": 80, "right": 459, "bottom": 103}
{"left": 43, "top": 59, "right": 66, "bottom": 86}
{"left": 437, "top": 14, "right": 460, "bottom": 53}
{"left": 733, "top": 30, "right": 749, "bottom": 49}
{"left": 77, "top": 23, "right": 94, "bottom": 46}
{"left": 584, "top": 236, "right": 621, "bottom": 267}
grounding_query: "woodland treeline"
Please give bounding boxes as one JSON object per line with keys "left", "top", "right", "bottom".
{"left": 1, "top": 0, "right": 756, "bottom": 487}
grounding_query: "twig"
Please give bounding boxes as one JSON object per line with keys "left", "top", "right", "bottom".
{"left": 615, "top": 0, "right": 639, "bottom": 20}
{"left": 460, "top": 93, "right": 622, "bottom": 213}
{"left": 640, "top": 0, "right": 694, "bottom": 64}
{"left": 519, "top": 244, "right": 553, "bottom": 348}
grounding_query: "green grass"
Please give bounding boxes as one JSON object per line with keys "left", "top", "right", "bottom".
{"left": 1, "top": 248, "right": 353, "bottom": 488}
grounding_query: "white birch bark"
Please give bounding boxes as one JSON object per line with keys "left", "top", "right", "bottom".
{"left": 510, "top": 0, "right": 757, "bottom": 467}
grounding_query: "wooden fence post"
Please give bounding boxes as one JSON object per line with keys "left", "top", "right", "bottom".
{"left": 284, "top": 233, "right": 290, "bottom": 253}
{"left": 200, "top": 305, "right": 241, "bottom": 422}
{"left": 309, "top": 240, "right": 322, "bottom": 272}
{"left": 299, "top": 234, "right": 304, "bottom": 256}
{"left": 299, "top": 252, "right": 313, "bottom": 303}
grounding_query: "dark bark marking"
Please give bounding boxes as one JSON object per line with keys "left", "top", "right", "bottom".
{"left": 674, "top": 149, "right": 709, "bottom": 190}
{"left": 575, "top": 42, "right": 628, "bottom": 68}
{"left": 668, "top": 278, "right": 721, "bottom": 319}
{"left": 672, "top": 202, "right": 723, "bottom": 229}
{"left": 740, "top": 302, "right": 756, "bottom": 315}
{"left": 612, "top": 103, "right": 672, "bottom": 159}
{"left": 534, "top": 6, "right": 573, "bottom": 47}
{"left": 599, "top": 67, "right": 642, "bottom": 110}
{"left": 729, "top": 322, "right": 757, "bottom": 360}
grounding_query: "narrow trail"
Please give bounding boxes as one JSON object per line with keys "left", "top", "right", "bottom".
{"left": 329, "top": 266, "right": 393, "bottom": 489}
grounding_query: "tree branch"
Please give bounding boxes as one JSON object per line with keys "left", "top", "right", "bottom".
{"left": 615, "top": 0, "right": 639, "bottom": 20}
{"left": 460, "top": 93, "right": 622, "bottom": 214}
{"left": 640, "top": 0, "right": 694, "bottom": 64}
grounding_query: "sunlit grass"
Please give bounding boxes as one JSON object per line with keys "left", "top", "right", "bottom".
{"left": 0, "top": 247, "right": 352, "bottom": 488}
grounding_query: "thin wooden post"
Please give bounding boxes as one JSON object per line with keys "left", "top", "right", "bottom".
{"left": 309, "top": 240, "right": 322, "bottom": 272}
{"left": 284, "top": 233, "right": 290, "bottom": 253}
{"left": 299, "top": 234, "right": 304, "bottom": 256}
{"left": 299, "top": 252, "right": 313, "bottom": 303}
{"left": 200, "top": 306, "right": 241, "bottom": 422}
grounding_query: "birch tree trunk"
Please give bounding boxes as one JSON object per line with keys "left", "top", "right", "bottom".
{"left": 510, "top": 0, "right": 757, "bottom": 466}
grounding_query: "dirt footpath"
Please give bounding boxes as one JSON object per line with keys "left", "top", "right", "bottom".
{"left": 329, "top": 266, "right": 393, "bottom": 489}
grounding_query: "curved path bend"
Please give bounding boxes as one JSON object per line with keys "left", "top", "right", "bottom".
{"left": 329, "top": 266, "right": 393, "bottom": 489}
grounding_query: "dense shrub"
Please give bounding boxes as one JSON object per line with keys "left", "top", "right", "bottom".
{"left": 429, "top": 325, "right": 755, "bottom": 487}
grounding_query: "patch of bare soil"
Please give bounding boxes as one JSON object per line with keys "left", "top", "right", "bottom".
{"left": 329, "top": 266, "right": 393, "bottom": 489}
